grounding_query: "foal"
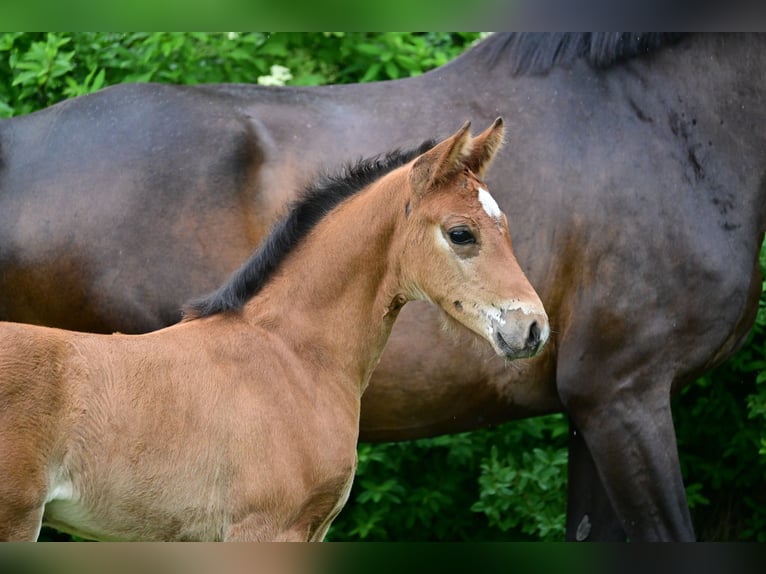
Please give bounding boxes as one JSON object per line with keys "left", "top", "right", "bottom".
{"left": 0, "top": 118, "right": 548, "bottom": 541}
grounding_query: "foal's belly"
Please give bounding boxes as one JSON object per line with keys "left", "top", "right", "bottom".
{"left": 41, "top": 432, "right": 358, "bottom": 541}
{"left": 43, "top": 487, "right": 225, "bottom": 541}
{"left": 41, "top": 460, "right": 228, "bottom": 541}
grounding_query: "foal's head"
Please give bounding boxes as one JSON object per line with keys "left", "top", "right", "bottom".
{"left": 396, "top": 119, "right": 549, "bottom": 360}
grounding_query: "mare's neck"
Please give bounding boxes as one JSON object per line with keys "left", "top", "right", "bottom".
{"left": 243, "top": 175, "right": 409, "bottom": 393}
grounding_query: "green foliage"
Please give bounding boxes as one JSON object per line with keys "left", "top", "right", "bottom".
{"left": 327, "top": 415, "right": 569, "bottom": 542}
{"left": 2, "top": 32, "right": 765, "bottom": 542}
{"left": 472, "top": 445, "right": 568, "bottom": 539}
{"left": 0, "top": 32, "right": 480, "bottom": 117}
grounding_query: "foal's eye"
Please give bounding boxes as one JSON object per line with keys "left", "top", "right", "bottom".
{"left": 448, "top": 227, "right": 475, "bottom": 245}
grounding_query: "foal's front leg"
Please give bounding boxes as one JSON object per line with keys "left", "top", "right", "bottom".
{"left": 223, "top": 509, "right": 334, "bottom": 542}
{"left": 224, "top": 474, "right": 354, "bottom": 542}
{"left": 223, "top": 513, "right": 285, "bottom": 541}
{"left": 225, "top": 516, "right": 326, "bottom": 541}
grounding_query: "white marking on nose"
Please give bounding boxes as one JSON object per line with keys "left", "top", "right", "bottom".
{"left": 483, "top": 301, "right": 549, "bottom": 339}
{"left": 505, "top": 301, "right": 547, "bottom": 317}
{"left": 485, "top": 307, "right": 506, "bottom": 326}
{"left": 478, "top": 187, "right": 502, "bottom": 221}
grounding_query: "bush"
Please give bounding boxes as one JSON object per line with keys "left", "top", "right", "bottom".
{"left": 327, "top": 415, "right": 569, "bottom": 541}
{"left": 0, "top": 32, "right": 480, "bottom": 117}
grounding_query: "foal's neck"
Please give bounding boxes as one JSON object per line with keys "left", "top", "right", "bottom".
{"left": 244, "top": 174, "right": 409, "bottom": 393}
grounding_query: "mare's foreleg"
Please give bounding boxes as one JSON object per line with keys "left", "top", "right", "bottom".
{"left": 558, "top": 369, "right": 695, "bottom": 542}
{"left": 565, "top": 419, "right": 626, "bottom": 541}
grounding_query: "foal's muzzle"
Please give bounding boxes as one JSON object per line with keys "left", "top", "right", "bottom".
{"left": 492, "top": 307, "right": 550, "bottom": 360}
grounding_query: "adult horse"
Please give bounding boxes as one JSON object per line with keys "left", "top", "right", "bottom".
{"left": 0, "top": 33, "right": 764, "bottom": 541}
{"left": 0, "top": 119, "right": 548, "bottom": 541}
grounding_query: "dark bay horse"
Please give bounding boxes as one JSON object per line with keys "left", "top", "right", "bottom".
{"left": 0, "top": 120, "right": 548, "bottom": 541}
{"left": 1, "top": 33, "right": 764, "bottom": 541}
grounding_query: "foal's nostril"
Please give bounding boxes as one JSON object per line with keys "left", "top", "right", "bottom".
{"left": 527, "top": 321, "right": 540, "bottom": 349}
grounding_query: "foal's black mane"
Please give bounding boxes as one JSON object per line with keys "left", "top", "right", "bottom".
{"left": 183, "top": 139, "right": 435, "bottom": 320}
{"left": 469, "top": 32, "right": 687, "bottom": 76}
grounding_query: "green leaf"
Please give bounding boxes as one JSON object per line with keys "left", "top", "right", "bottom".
{"left": 384, "top": 61, "right": 399, "bottom": 79}
{"left": 359, "top": 63, "right": 382, "bottom": 83}
{"left": 355, "top": 43, "right": 383, "bottom": 56}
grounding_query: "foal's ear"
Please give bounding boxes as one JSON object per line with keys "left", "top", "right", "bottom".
{"left": 410, "top": 121, "right": 473, "bottom": 196}
{"left": 464, "top": 117, "right": 505, "bottom": 178}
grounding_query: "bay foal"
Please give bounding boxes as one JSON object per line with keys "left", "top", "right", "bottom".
{"left": 0, "top": 119, "right": 548, "bottom": 541}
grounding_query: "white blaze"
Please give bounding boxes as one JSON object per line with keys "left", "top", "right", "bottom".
{"left": 478, "top": 187, "right": 502, "bottom": 221}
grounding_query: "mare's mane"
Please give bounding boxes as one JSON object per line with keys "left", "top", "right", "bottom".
{"left": 468, "top": 32, "right": 687, "bottom": 76}
{"left": 183, "top": 139, "right": 435, "bottom": 320}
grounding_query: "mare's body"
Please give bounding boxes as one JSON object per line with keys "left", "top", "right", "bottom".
{"left": 1, "top": 33, "right": 764, "bottom": 540}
